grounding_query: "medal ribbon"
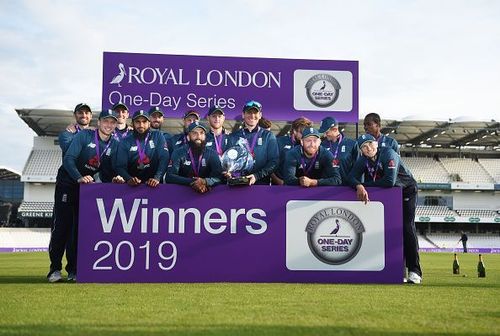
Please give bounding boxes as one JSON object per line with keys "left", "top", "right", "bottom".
{"left": 329, "top": 133, "right": 343, "bottom": 160}
{"left": 243, "top": 127, "right": 261, "bottom": 157}
{"left": 94, "top": 130, "right": 112, "bottom": 167}
{"left": 213, "top": 133, "right": 225, "bottom": 156}
{"left": 136, "top": 132, "right": 150, "bottom": 164}
{"left": 187, "top": 148, "right": 203, "bottom": 177}
{"left": 300, "top": 151, "right": 318, "bottom": 177}
{"left": 365, "top": 155, "right": 382, "bottom": 182}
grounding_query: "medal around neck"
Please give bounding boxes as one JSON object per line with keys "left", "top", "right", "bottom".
{"left": 221, "top": 139, "right": 255, "bottom": 186}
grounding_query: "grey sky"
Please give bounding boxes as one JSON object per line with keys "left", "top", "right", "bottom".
{"left": 1, "top": 0, "right": 499, "bottom": 172}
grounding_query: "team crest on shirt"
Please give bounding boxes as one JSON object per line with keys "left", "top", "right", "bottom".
{"left": 341, "top": 145, "right": 346, "bottom": 152}
{"left": 149, "top": 140, "right": 155, "bottom": 149}
{"left": 106, "top": 148, "right": 112, "bottom": 156}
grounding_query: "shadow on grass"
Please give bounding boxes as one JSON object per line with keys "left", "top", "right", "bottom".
{"left": 0, "top": 324, "right": 485, "bottom": 336}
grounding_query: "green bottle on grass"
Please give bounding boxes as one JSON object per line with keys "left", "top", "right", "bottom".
{"left": 453, "top": 253, "right": 460, "bottom": 274}
{"left": 477, "top": 254, "right": 486, "bottom": 278}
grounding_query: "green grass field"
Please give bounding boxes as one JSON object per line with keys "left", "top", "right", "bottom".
{"left": 0, "top": 252, "right": 498, "bottom": 336}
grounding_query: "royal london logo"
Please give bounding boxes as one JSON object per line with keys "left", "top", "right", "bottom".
{"left": 305, "top": 207, "right": 365, "bottom": 265}
{"left": 305, "top": 74, "right": 341, "bottom": 108}
{"left": 110, "top": 63, "right": 126, "bottom": 87}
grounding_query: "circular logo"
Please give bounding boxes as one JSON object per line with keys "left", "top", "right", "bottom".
{"left": 305, "top": 207, "right": 365, "bottom": 265}
{"left": 305, "top": 74, "right": 341, "bottom": 108}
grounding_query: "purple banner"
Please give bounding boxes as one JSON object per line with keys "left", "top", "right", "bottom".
{"left": 102, "top": 52, "right": 358, "bottom": 123}
{"left": 78, "top": 185, "right": 402, "bottom": 283}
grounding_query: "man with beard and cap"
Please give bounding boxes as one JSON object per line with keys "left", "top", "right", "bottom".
{"left": 347, "top": 134, "right": 422, "bottom": 284}
{"left": 149, "top": 106, "right": 172, "bottom": 143}
{"left": 59, "top": 103, "right": 93, "bottom": 156}
{"left": 165, "top": 121, "right": 223, "bottom": 193}
{"left": 227, "top": 100, "right": 279, "bottom": 185}
{"left": 169, "top": 110, "right": 200, "bottom": 152}
{"left": 48, "top": 110, "right": 120, "bottom": 283}
{"left": 363, "top": 112, "right": 399, "bottom": 154}
{"left": 272, "top": 117, "right": 312, "bottom": 185}
{"left": 319, "top": 116, "right": 359, "bottom": 185}
{"left": 283, "top": 127, "right": 341, "bottom": 187}
{"left": 205, "top": 105, "right": 230, "bottom": 158}
{"left": 112, "top": 102, "right": 133, "bottom": 141}
{"left": 115, "top": 110, "right": 169, "bottom": 187}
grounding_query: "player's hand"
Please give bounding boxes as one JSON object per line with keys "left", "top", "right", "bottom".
{"left": 356, "top": 184, "right": 370, "bottom": 204}
{"left": 191, "top": 177, "right": 208, "bottom": 193}
{"left": 271, "top": 173, "right": 284, "bottom": 185}
{"left": 66, "top": 124, "right": 77, "bottom": 133}
{"left": 222, "top": 171, "right": 232, "bottom": 179}
{"left": 77, "top": 175, "right": 94, "bottom": 184}
{"left": 246, "top": 174, "right": 256, "bottom": 185}
{"left": 146, "top": 178, "right": 160, "bottom": 187}
{"left": 112, "top": 175, "right": 125, "bottom": 184}
{"left": 127, "top": 177, "right": 141, "bottom": 186}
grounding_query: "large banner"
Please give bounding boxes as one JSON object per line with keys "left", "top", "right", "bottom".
{"left": 77, "top": 185, "right": 402, "bottom": 283}
{"left": 102, "top": 52, "right": 358, "bottom": 122}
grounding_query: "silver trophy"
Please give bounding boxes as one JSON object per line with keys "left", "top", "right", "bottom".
{"left": 221, "top": 138, "right": 255, "bottom": 185}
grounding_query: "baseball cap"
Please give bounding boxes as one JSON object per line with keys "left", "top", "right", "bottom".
{"left": 207, "top": 105, "right": 225, "bottom": 116}
{"left": 74, "top": 103, "right": 91, "bottom": 113}
{"left": 183, "top": 110, "right": 200, "bottom": 120}
{"left": 132, "top": 109, "right": 150, "bottom": 121}
{"left": 98, "top": 109, "right": 118, "bottom": 120}
{"left": 319, "top": 116, "right": 338, "bottom": 133}
{"left": 112, "top": 102, "right": 129, "bottom": 111}
{"left": 243, "top": 100, "right": 262, "bottom": 113}
{"left": 357, "top": 134, "right": 377, "bottom": 148}
{"left": 187, "top": 121, "right": 207, "bottom": 133}
{"left": 302, "top": 127, "right": 321, "bottom": 139}
{"left": 148, "top": 106, "right": 164, "bottom": 116}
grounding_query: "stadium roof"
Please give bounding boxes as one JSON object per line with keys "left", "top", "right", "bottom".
{"left": 0, "top": 167, "right": 21, "bottom": 180}
{"left": 16, "top": 108, "right": 500, "bottom": 149}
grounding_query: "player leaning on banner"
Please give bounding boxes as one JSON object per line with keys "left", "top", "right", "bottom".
{"left": 59, "top": 103, "right": 93, "bottom": 156}
{"left": 226, "top": 100, "right": 279, "bottom": 185}
{"left": 319, "top": 116, "right": 358, "bottom": 185}
{"left": 48, "top": 110, "right": 120, "bottom": 283}
{"left": 272, "top": 117, "right": 313, "bottom": 185}
{"left": 205, "top": 105, "right": 231, "bottom": 158}
{"left": 114, "top": 110, "right": 169, "bottom": 187}
{"left": 165, "top": 121, "right": 223, "bottom": 193}
{"left": 347, "top": 134, "right": 422, "bottom": 284}
{"left": 283, "top": 127, "right": 341, "bottom": 187}
{"left": 363, "top": 112, "right": 399, "bottom": 154}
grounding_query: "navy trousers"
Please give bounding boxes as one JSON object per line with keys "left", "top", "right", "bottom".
{"left": 48, "top": 183, "right": 79, "bottom": 276}
{"left": 403, "top": 185, "right": 422, "bottom": 276}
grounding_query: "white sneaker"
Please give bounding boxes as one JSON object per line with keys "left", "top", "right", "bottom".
{"left": 67, "top": 273, "right": 76, "bottom": 282}
{"left": 407, "top": 272, "right": 422, "bottom": 284}
{"left": 48, "top": 270, "right": 62, "bottom": 283}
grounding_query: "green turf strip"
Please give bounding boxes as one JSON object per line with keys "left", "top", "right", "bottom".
{"left": 0, "top": 252, "right": 499, "bottom": 336}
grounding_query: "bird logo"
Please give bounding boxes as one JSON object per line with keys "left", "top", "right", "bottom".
{"left": 330, "top": 219, "right": 340, "bottom": 235}
{"left": 319, "top": 80, "right": 326, "bottom": 90}
{"left": 110, "top": 63, "right": 126, "bottom": 87}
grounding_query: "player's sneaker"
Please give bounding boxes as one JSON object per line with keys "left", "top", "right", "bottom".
{"left": 48, "top": 270, "right": 62, "bottom": 283}
{"left": 67, "top": 273, "right": 76, "bottom": 282}
{"left": 407, "top": 272, "right": 422, "bottom": 284}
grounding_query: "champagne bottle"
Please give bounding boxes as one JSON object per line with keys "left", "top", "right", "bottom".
{"left": 453, "top": 253, "right": 460, "bottom": 274}
{"left": 477, "top": 254, "right": 486, "bottom": 278}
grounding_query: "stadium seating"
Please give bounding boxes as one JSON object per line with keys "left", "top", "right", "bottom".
{"left": 22, "top": 149, "right": 61, "bottom": 180}
{"left": 454, "top": 209, "right": 498, "bottom": 218}
{"left": 439, "top": 158, "right": 495, "bottom": 183}
{"left": 426, "top": 233, "right": 500, "bottom": 249}
{"left": 0, "top": 227, "right": 50, "bottom": 249}
{"left": 417, "top": 234, "right": 437, "bottom": 248}
{"left": 416, "top": 205, "right": 457, "bottom": 217}
{"left": 401, "top": 157, "right": 450, "bottom": 183}
{"left": 479, "top": 158, "right": 500, "bottom": 183}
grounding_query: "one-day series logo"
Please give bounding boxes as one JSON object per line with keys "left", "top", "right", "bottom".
{"left": 305, "top": 207, "right": 365, "bottom": 265}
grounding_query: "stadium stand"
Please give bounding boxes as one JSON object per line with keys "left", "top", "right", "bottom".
{"left": 22, "top": 149, "right": 61, "bottom": 181}
{"left": 479, "top": 158, "right": 500, "bottom": 183}
{"left": 416, "top": 205, "right": 457, "bottom": 217}
{"left": 0, "top": 227, "right": 50, "bottom": 251}
{"left": 401, "top": 157, "right": 450, "bottom": 183}
{"left": 440, "top": 158, "right": 495, "bottom": 183}
{"left": 427, "top": 233, "right": 500, "bottom": 249}
{"left": 417, "top": 235, "right": 438, "bottom": 248}
{"left": 454, "top": 210, "right": 498, "bottom": 218}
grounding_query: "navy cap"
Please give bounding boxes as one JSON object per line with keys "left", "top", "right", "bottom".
{"left": 208, "top": 105, "right": 225, "bottom": 116}
{"left": 148, "top": 106, "right": 164, "bottom": 116}
{"left": 99, "top": 109, "right": 118, "bottom": 120}
{"left": 132, "top": 110, "right": 150, "bottom": 121}
{"left": 74, "top": 103, "right": 91, "bottom": 113}
{"left": 187, "top": 121, "right": 207, "bottom": 133}
{"left": 319, "top": 116, "right": 338, "bottom": 133}
{"left": 243, "top": 100, "right": 262, "bottom": 113}
{"left": 112, "top": 102, "right": 129, "bottom": 111}
{"left": 357, "top": 134, "right": 377, "bottom": 148}
{"left": 302, "top": 127, "right": 321, "bottom": 139}
{"left": 183, "top": 110, "right": 200, "bottom": 120}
